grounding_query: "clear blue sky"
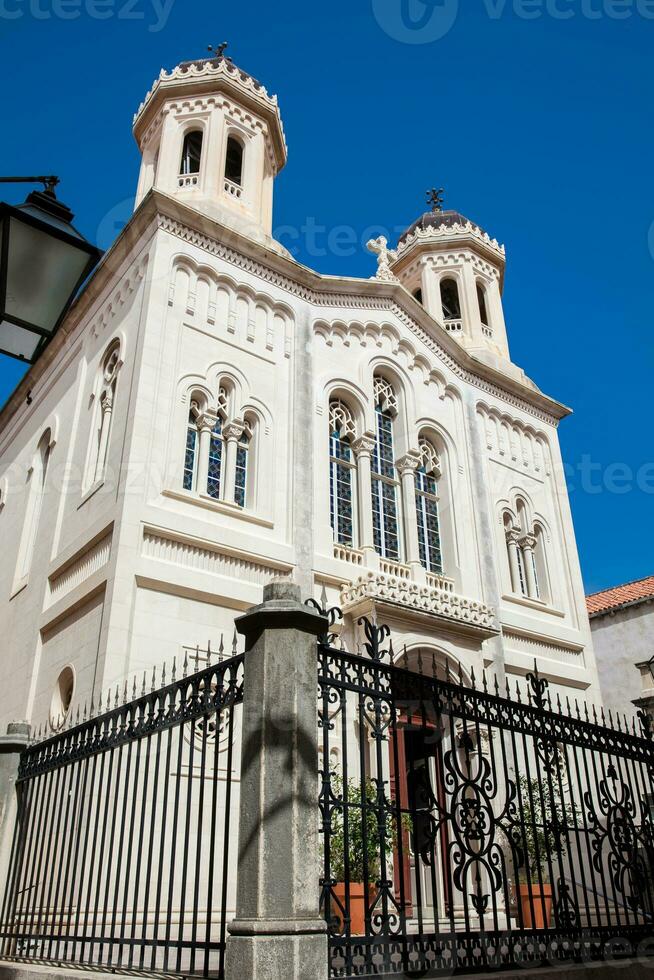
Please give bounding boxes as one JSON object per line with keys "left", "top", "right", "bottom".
{"left": 1, "top": 0, "right": 652, "bottom": 593}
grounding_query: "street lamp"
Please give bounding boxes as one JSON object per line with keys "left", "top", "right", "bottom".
{"left": 0, "top": 176, "right": 103, "bottom": 363}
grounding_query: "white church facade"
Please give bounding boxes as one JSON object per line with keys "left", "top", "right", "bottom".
{"left": 0, "top": 50, "right": 600, "bottom": 737}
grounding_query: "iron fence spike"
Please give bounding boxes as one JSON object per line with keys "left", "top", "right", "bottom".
{"left": 142, "top": 672, "right": 147, "bottom": 697}
{"left": 232, "top": 627, "right": 238, "bottom": 656}
{"left": 172, "top": 657, "right": 177, "bottom": 683}
{"left": 219, "top": 634, "right": 225, "bottom": 656}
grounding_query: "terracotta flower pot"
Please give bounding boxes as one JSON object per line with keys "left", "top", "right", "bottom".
{"left": 332, "top": 882, "right": 375, "bottom": 936}
{"left": 518, "top": 882, "right": 553, "bottom": 929}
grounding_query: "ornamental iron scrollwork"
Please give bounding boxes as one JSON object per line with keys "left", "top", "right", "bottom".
{"left": 306, "top": 595, "right": 343, "bottom": 645}
{"left": 554, "top": 877, "right": 580, "bottom": 929}
{"left": 584, "top": 764, "right": 654, "bottom": 911}
{"left": 358, "top": 616, "right": 392, "bottom": 663}
{"left": 444, "top": 738, "right": 522, "bottom": 917}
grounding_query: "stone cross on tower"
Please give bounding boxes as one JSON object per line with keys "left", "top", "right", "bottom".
{"left": 427, "top": 187, "right": 445, "bottom": 213}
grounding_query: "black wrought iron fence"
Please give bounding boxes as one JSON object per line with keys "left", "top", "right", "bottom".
{"left": 315, "top": 607, "right": 654, "bottom": 977}
{"left": 0, "top": 652, "right": 244, "bottom": 979}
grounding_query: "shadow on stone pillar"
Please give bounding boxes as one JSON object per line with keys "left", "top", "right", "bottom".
{"left": 225, "top": 580, "right": 329, "bottom": 980}
{"left": 0, "top": 723, "right": 31, "bottom": 916}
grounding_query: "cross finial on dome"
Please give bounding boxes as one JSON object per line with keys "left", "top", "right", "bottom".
{"left": 427, "top": 187, "right": 445, "bottom": 213}
{"left": 208, "top": 41, "right": 230, "bottom": 60}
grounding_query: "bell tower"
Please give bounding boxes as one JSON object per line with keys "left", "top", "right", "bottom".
{"left": 391, "top": 190, "right": 511, "bottom": 363}
{"left": 132, "top": 45, "right": 287, "bottom": 250}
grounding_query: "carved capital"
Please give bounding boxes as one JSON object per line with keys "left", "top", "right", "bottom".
{"left": 352, "top": 434, "right": 376, "bottom": 458}
{"left": 519, "top": 533, "right": 537, "bottom": 552}
{"left": 396, "top": 451, "right": 421, "bottom": 476}
{"left": 197, "top": 412, "right": 218, "bottom": 433}
{"left": 223, "top": 419, "right": 246, "bottom": 442}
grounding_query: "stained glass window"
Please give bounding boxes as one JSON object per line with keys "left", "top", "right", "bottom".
{"left": 234, "top": 422, "right": 252, "bottom": 508}
{"left": 207, "top": 416, "right": 223, "bottom": 499}
{"left": 183, "top": 408, "right": 198, "bottom": 491}
{"left": 329, "top": 401, "right": 356, "bottom": 546}
{"left": 371, "top": 378, "right": 400, "bottom": 561}
{"left": 416, "top": 438, "right": 443, "bottom": 573}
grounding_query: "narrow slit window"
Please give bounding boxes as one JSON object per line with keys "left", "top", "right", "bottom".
{"left": 477, "top": 283, "right": 490, "bottom": 327}
{"left": 234, "top": 422, "right": 252, "bottom": 508}
{"left": 225, "top": 136, "right": 244, "bottom": 186}
{"left": 329, "top": 401, "right": 356, "bottom": 547}
{"left": 180, "top": 130, "right": 203, "bottom": 175}
{"left": 441, "top": 278, "right": 461, "bottom": 320}
{"left": 371, "top": 377, "right": 401, "bottom": 561}
{"left": 183, "top": 408, "right": 199, "bottom": 491}
{"left": 415, "top": 439, "right": 443, "bottom": 574}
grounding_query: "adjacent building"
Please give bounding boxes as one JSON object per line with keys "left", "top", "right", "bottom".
{"left": 587, "top": 575, "right": 654, "bottom": 720}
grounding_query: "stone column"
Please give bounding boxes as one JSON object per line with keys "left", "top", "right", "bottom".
{"left": 196, "top": 413, "right": 216, "bottom": 495}
{"left": 396, "top": 451, "right": 423, "bottom": 580}
{"left": 225, "top": 581, "right": 329, "bottom": 980}
{"left": 0, "top": 723, "right": 31, "bottom": 912}
{"left": 353, "top": 434, "right": 377, "bottom": 562}
{"left": 222, "top": 420, "right": 246, "bottom": 504}
{"left": 506, "top": 530, "right": 522, "bottom": 595}
{"left": 520, "top": 534, "right": 538, "bottom": 599}
{"left": 94, "top": 390, "right": 113, "bottom": 483}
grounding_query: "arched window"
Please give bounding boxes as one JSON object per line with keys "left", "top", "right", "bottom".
{"left": 329, "top": 400, "right": 357, "bottom": 547}
{"left": 477, "top": 283, "right": 490, "bottom": 327}
{"left": 183, "top": 403, "right": 200, "bottom": 491}
{"left": 207, "top": 386, "right": 229, "bottom": 500}
{"left": 416, "top": 438, "right": 443, "bottom": 574}
{"left": 440, "top": 278, "right": 461, "bottom": 321}
{"left": 15, "top": 430, "right": 51, "bottom": 585}
{"left": 88, "top": 342, "right": 120, "bottom": 489}
{"left": 180, "top": 130, "right": 203, "bottom": 176}
{"left": 372, "top": 376, "right": 401, "bottom": 561}
{"left": 225, "top": 136, "right": 244, "bottom": 186}
{"left": 234, "top": 418, "right": 254, "bottom": 507}
{"left": 413, "top": 288, "right": 423, "bottom": 305}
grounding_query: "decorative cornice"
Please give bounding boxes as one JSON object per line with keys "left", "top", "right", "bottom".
{"left": 156, "top": 212, "right": 566, "bottom": 427}
{"left": 395, "top": 219, "right": 506, "bottom": 264}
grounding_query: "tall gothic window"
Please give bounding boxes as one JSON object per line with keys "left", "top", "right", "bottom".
{"left": 15, "top": 430, "right": 51, "bottom": 585}
{"left": 180, "top": 130, "right": 203, "bottom": 175}
{"left": 415, "top": 438, "right": 443, "bottom": 574}
{"left": 87, "top": 342, "right": 120, "bottom": 489}
{"left": 234, "top": 419, "right": 253, "bottom": 507}
{"left": 225, "top": 136, "right": 244, "bottom": 186}
{"left": 371, "top": 377, "right": 401, "bottom": 561}
{"left": 441, "top": 278, "right": 461, "bottom": 321}
{"left": 207, "top": 387, "right": 229, "bottom": 499}
{"left": 183, "top": 403, "right": 200, "bottom": 491}
{"left": 329, "top": 400, "right": 356, "bottom": 547}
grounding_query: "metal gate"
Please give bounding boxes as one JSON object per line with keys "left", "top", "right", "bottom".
{"left": 0, "top": 652, "right": 244, "bottom": 978}
{"left": 317, "top": 610, "right": 654, "bottom": 976}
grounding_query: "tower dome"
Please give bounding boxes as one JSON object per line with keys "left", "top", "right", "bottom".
{"left": 391, "top": 190, "right": 509, "bottom": 361}
{"left": 132, "top": 45, "right": 287, "bottom": 250}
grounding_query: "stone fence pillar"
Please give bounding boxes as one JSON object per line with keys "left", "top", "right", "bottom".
{"left": 225, "top": 580, "right": 329, "bottom": 980}
{"left": 0, "top": 723, "right": 31, "bottom": 910}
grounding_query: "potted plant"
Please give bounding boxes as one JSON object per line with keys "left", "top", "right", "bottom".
{"left": 328, "top": 776, "right": 399, "bottom": 936}
{"left": 516, "top": 774, "right": 574, "bottom": 930}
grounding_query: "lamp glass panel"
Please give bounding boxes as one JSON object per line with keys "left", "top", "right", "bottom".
{"left": 0, "top": 319, "right": 42, "bottom": 360}
{"left": 5, "top": 217, "right": 90, "bottom": 333}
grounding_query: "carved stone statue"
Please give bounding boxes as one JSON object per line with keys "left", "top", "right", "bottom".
{"left": 367, "top": 236, "right": 399, "bottom": 283}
